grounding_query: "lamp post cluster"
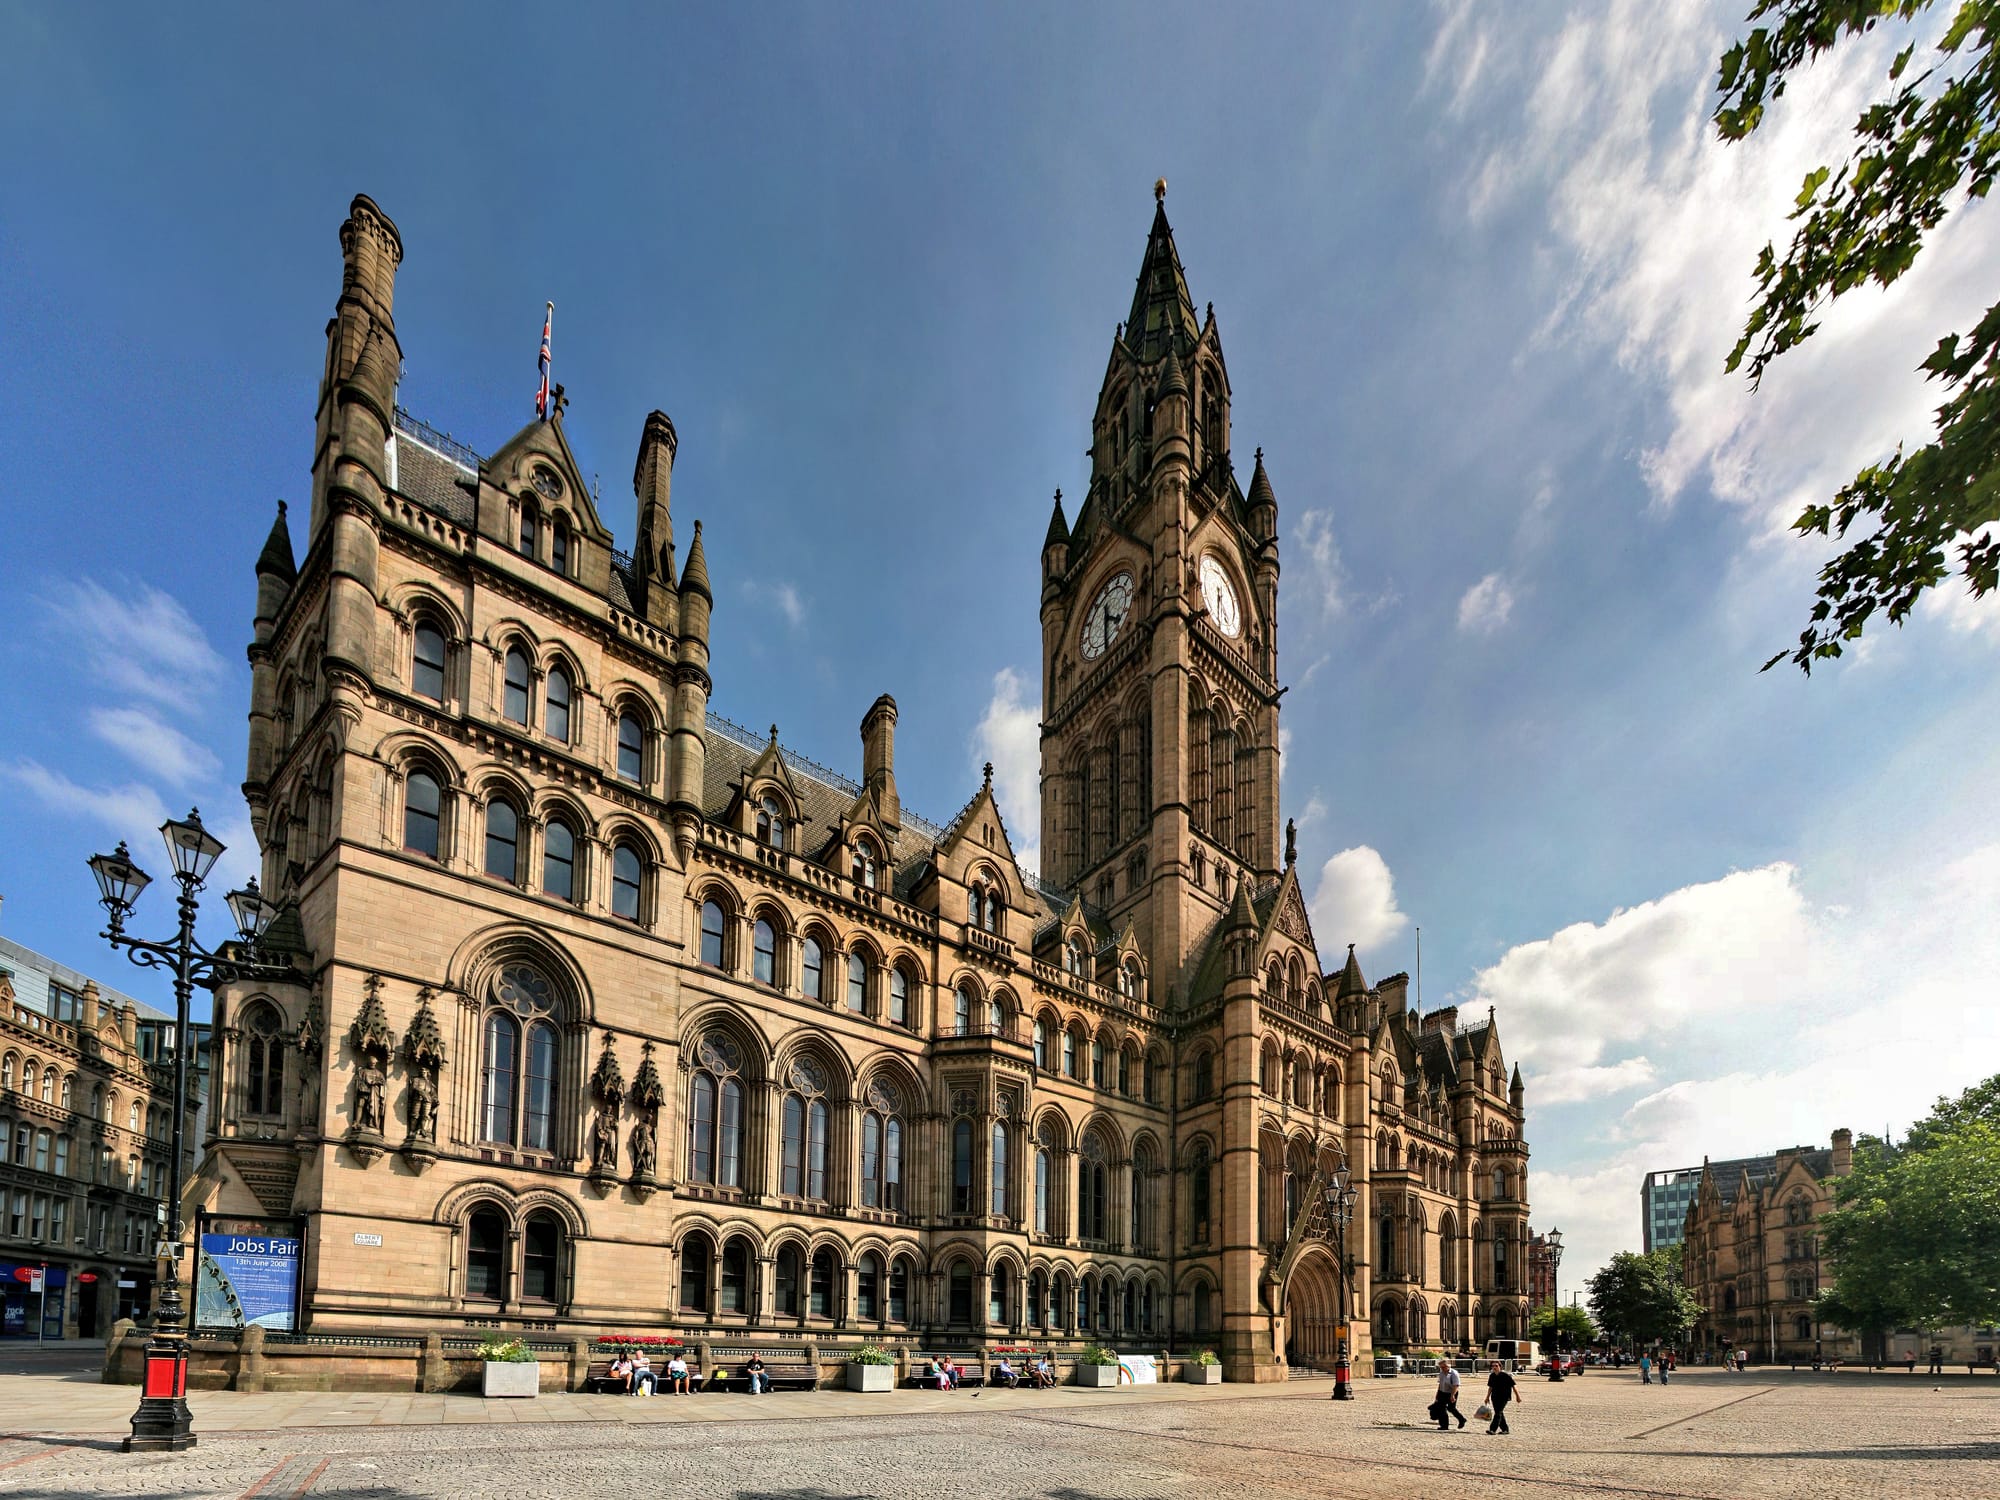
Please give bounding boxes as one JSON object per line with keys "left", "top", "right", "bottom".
{"left": 1544, "top": 1226, "right": 1565, "bottom": 1381}
{"left": 87, "top": 810, "right": 295, "bottom": 1454}
{"left": 1323, "top": 1163, "right": 1360, "bottom": 1401}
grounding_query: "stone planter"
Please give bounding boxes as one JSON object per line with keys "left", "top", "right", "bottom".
{"left": 1184, "top": 1363, "right": 1222, "bottom": 1384}
{"left": 846, "top": 1362, "right": 893, "bottom": 1392}
{"left": 1076, "top": 1362, "right": 1122, "bottom": 1387}
{"left": 482, "top": 1360, "right": 540, "bottom": 1398}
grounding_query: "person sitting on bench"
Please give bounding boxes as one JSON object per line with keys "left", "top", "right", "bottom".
{"left": 665, "top": 1352, "right": 691, "bottom": 1395}
{"left": 744, "top": 1354, "right": 769, "bottom": 1395}
{"left": 608, "top": 1351, "right": 635, "bottom": 1394}
{"left": 631, "top": 1350, "right": 657, "bottom": 1396}
{"left": 1033, "top": 1356, "right": 1055, "bottom": 1388}
{"left": 993, "top": 1357, "right": 1019, "bottom": 1388}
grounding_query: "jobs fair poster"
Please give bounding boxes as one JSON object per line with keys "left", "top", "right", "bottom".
{"left": 195, "top": 1234, "right": 300, "bottom": 1331}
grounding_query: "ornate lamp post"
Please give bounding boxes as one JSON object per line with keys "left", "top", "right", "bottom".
{"left": 1544, "top": 1227, "right": 1565, "bottom": 1381}
{"left": 1323, "top": 1164, "right": 1360, "bottom": 1401}
{"left": 88, "top": 811, "right": 293, "bottom": 1453}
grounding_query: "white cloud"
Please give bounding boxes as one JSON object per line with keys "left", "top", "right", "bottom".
{"left": 1916, "top": 527, "right": 2000, "bottom": 642}
{"left": 88, "top": 705, "right": 221, "bottom": 785}
{"left": 1455, "top": 572, "right": 1516, "bottom": 635}
{"left": 1472, "top": 862, "right": 1810, "bottom": 1081}
{"left": 1307, "top": 845, "right": 1408, "bottom": 961}
{"left": 972, "top": 667, "right": 1040, "bottom": 876}
{"left": 1493, "top": 842, "right": 2000, "bottom": 1292}
{"left": 1298, "top": 791, "right": 1329, "bottom": 829}
{"left": 40, "top": 578, "right": 227, "bottom": 709}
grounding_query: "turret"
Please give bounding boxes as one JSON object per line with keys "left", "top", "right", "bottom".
{"left": 1246, "top": 448, "right": 1277, "bottom": 542}
{"left": 1152, "top": 337, "right": 1191, "bottom": 465}
{"left": 80, "top": 981, "right": 101, "bottom": 1034}
{"left": 1831, "top": 1126, "right": 1853, "bottom": 1176}
{"left": 1509, "top": 1063, "right": 1525, "bottom": 1115}
{"left": 631, "top": 410, "right": 678, "bottom": 624}
{"left": 1041, "top": 490, "right": 1069, "bottom": 580}
{"left": 668, "top": 520, "right": 712, "bottom": 865}
{"left": 861, "top": 694, "right": 901, "bottom": 834}
{"left": 245, "top": 501, "right": 297, "bottom": 806}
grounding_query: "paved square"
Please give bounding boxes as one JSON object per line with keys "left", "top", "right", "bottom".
{"left": 1, "top": 1366, "right": 1995, "bottom": 1498}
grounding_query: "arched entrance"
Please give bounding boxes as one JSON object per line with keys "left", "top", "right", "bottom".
{"left": 1282, "top": 1249, "right": 1344, "bottom": 1370}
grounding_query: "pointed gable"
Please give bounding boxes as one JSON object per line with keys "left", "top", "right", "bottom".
{"left": 934, "top": 764, "right": 1030, "bottom": 904}
{"left": 1126, "top": 186, "right": 1201, "bottom": 364}
{"left": 484, "top": 412, "right": 612, "bottom": 544}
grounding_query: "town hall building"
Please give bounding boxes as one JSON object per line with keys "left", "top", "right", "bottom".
{"left": 189, "top": 189, "right": 1532, "bottom": 1380}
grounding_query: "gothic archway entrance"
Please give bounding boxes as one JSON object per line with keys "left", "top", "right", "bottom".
{"left": 1284, "top": 1249, "right": 1343, "bottom": 1370}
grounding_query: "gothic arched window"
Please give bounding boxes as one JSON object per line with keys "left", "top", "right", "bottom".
{"left": 1032, "top": 1017, "right": 1048, "bottom": 1070}
{"left": 484, "top": 798, "right": 520, "bottom": 883}
{"left": 801, "top": 936, "right": 824, "bottom": 1002}
{"left": 243, "top": 1004, "right": 285, "bottom": 1118}
{"left": 543, "top": 817, "right": 576, "bottom": 902}
{"left": 522, "top": 1211, "right": 563, "bottom": 1303}
{"left": 756, "top": 795, "right": 786, "bottom": 850}
{"left": 1190, "top": 1141, "right": 1213, "bottom": 1242}
{"left": 686, "top": 1032, "right": 745, "bottom": 1188}
{"left": 518, "top": 500, "right": 539, "bottom": 555}
{"left": 404, "top": 770, "right": 441, "bottom": 858}
{"left": 466, "top": 1206, "right": 507, "bottom": 1300}
{"left": 954, "top": 986, "right": 972, "bottom": 1036}
{"left": 1080, "top": 1131, "right": 1110, "bottom": 1241}
{"left": 412, "top": 622, "right": 447, "bottom": 702}
{"left": 952, "top": 1117, "right": 975, "bottom": 1214}
{"left": 699, "top": 899, "right": 726, "bottom": 968}
{"left": 888, "top": 965, "right": 910, "bottom": 1026}
{"left": 550, "top": 517, "right": 570, "bottom": 576}
{"left": 480, "top": 963, "right": 560, "bottom": 1151}
{"left": 780, "top": 1057, "right": 831, "bottom": 1201}
{"left": 1034, "top": 1139, "right": 1052, "bottom": 1233}
{"left": 503, "top": 647, "right": 532, "bottom": 726}
{"left": 848, "top": 953, "right": 869, "bottom": 1014}
{"left": 611, "top": 842, "right": 643, "bottom": 920}
{"left": 860, "top": 1081, "right": 904, "bottom": 1211}
{"left": 852, "top": 836, "right": 880, "bottom": 889}
{"left": 990, "top": 1121, "right": 1009, "bottom": 1216}
{"left": 616, "top": 710, "right": 644, "bottom": 783}
{"left": 753, "top": 918, "right": 777, "bottom": 986}
{"left": 544, "top": 665, "right": 572, "bottom": 743}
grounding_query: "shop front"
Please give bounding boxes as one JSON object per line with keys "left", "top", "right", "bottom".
{"left": 1, "top": 1262, "right": 67, "bottom": 1339}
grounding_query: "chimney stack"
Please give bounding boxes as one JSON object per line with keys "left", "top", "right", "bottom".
{"left": 861, "top": 695, "right": 900, "bottom": 833}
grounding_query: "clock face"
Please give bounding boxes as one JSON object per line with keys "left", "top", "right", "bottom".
{"left": 1200, "top": 555, "right": 1241, "bottom": 637}
{"left": 1080, "top": 572, "right": 1135, "bottom": 661}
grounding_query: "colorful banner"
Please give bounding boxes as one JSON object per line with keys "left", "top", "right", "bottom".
{"left": 195, "top": 1234, "right": 300, "bottom": 1331}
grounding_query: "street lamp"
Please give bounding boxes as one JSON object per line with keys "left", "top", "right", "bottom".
{"left": 88, "top": 811, "right": 293, "bottom": 1453}
{"left": 1323, "top": 1163, "right": 1360, "bottom": 1401}
{"left": 1544, "top": 1228, "right": 1565, "bottom": 1381}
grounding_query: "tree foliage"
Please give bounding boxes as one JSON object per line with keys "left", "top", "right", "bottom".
{"left": 1530, "top": 1304, "right": 1600, "bottom": 1349}
{"left": 1818, "top": 1074, "right": 2000, "bottom": 1331}
{"left": 1715, "top": 0, "right": 1999, "bottom": 672}
{"left": 1586, "top": 1248, "right": 1704, "bottom": 1345}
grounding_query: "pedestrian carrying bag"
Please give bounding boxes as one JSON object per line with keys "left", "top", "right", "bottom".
{"left": 1473, "top": 1401, "right": 1494, "bottom": 1421}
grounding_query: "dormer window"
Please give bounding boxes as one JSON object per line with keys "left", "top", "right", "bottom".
{"left": 756, "top": 796, "right": 786, "bottom": 851}
{"left": 550, "top": 517, "right": 570, "bottom": 576}
{"left": 853, "top": 836, "right": 880, "bottom": 889}
{"left": 519, "top": 500, "right": 540, "bottom": 555}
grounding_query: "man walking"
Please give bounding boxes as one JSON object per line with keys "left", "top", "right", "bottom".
{"left": 1484, "top": 1361, "right": 1521, "bottom": 1435}
{"left": 1431, "top": 1359, "right": 1466, "bottom": 1430}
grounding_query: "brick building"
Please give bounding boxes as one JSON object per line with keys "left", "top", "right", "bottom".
{"left": 187, "top": 189, "right": 1532, "bottom": 1379}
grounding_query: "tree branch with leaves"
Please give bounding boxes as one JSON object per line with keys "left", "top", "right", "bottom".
{"left": 1716, "top": 0, "right": 1998, "bottom": 671}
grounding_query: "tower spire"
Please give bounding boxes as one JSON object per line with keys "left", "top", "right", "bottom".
{"left": 1126, "top": 182, "right": 1200, "bottom": 364}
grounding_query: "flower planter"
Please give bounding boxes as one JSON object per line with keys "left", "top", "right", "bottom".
{"left": 1184, "top": 1364, "right": 1222, "bottom": 1385}
{"left": 1076, "top": 1363, "right": 1122, "bottom": 1387}
{"left": 483, "top": 1360, "right": 540, "bottom": 1398}
{"left": 846, "top": 1363, "right": 893, "bottom": 1392}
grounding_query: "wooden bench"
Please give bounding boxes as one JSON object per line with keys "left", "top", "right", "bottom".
{"left": 703, "top": 1347, "right": 818, "bottom": 1392}
{"left": 585, "top": 1352, "right": 701, "bottom": 1393}
{"left": 905, "top": 1354, "right": 986, "bottom": 1389}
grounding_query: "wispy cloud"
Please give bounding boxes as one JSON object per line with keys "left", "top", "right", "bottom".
{"left": 972, "top": 667, "right": 1040, "bottom": 876}
{"left": 739, "top": 578, "right": 807, "bottom": 629}
{"left": 40, "top": 578, "right": 228, "bottom": 709}
{"left": 1456, "top": 571, "right": 1515, "bottom": 635}
{"left": 88, "top": 705, "right": 221, "bottom": 785}
{"left": 4, "top": 760, "right": 171, "bottom": 848}
{"left": 1290, "top": 508, "right": 1348, "bottom": 621}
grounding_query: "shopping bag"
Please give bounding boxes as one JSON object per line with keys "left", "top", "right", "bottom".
{"left": 1473, "top": 1401, "right": 1494, "bottom": 1421}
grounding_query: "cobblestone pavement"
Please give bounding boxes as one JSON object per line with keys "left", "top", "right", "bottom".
{"left": 1, "top": 1370, "right": 1995, "bottom": 1498}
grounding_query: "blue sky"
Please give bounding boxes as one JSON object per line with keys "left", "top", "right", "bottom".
{"left": 2, "top": 1, "right": 1995, "bottom": 1286}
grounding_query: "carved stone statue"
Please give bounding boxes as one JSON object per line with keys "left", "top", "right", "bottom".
{"left": 407, "top": 1069, "right": 437, "bottom": 1142}
{"left": 590, "top": 1107, "right": 619, "bottom": 1175}
{"left": 354, "top": 1060, "right": 387, "bottom": 1134}
{"left": 630, "top": 1117, "right": 656, "bottom": 1180}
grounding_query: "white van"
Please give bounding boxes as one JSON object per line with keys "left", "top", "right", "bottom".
{"left": 1483, "top": 1338, "right": 1542, "bottom": 1369}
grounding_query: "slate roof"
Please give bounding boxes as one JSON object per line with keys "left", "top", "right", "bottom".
{"left": 390, "top": 410, "right": 477, "bottom": 527}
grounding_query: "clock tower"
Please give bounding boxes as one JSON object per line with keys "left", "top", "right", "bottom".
{"left": 1040, "top": 184, "right": 1283, "bottom": 1000}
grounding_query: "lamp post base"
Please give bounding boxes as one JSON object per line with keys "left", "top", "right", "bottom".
{"left": 1331, "top": 1348, "right": 1354, "bottom": 1400}
{"left": 125, "top": 1336, "right": 197, "bottom": 1452}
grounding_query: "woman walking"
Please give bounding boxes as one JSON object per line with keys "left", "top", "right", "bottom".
{"left": 1484, "top": 1361, "right": 1522, "bottom": 1435}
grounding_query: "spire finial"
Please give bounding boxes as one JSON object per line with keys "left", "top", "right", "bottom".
{"left": 769, "top": 724, "right": 779, "bottom": 744}
{"left": 1285, "top": 818, "right": 1297, "bottom": 867}
{"left": 983, "top": 761, "right": 994, "bottom": 786}
{"left": 1155, "top": 177, "right": 1167, "bottom": 203}
{"left": 277, "top": 499, "right": 287, "bottom": 516}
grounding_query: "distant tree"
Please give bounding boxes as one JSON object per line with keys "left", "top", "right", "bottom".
{"left": 1587, "top": 1248, "right": 1704, "bottom": 1347}
{"left": 1714, "top": 0, "right": 1998, "bottom": 672}
{"left": 1530, "top": 1304, "right": 1599, "bottom": 1349}
{"left": 1819, "top": 1075, "right": 2000, "bottom": 1335}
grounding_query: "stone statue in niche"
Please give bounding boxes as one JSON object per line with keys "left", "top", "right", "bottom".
{"left": 628, "top": 1041, "right": 665, "bottom": 1195}
{"left": 401, "top": 986, "right": 446, "bottom": 1150}
{"left": 630, "top": 1117, "right": 656, "bottom": 1180}
{"left": 345, "top": 974, "right": 395, "bottom": 1162}
{"left": 353, "top": 1059, "right": 387, "bottom": 1134}
{"left": 407, "top": 1070, "right": 436, "bottom": 1143}
{"left": 587, "top": 1030, "right": 625, "bottom": 1181}
{"left": 590, "top": 1108, "right": 619, "bottom": 1175}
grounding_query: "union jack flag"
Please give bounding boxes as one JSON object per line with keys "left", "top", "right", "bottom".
{"left": 535, "top": 302, "right": 553, "bottom": 419}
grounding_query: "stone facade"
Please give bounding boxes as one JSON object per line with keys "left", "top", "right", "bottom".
{"left": 0, "top": 932, "right": 198, "bottom": 1337}
{"left": 1682, "top": 1129, "right": 1998, "bottom": 1366}
{"left": 189, "top": 190, "right": 1532, "bottom": 1380}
